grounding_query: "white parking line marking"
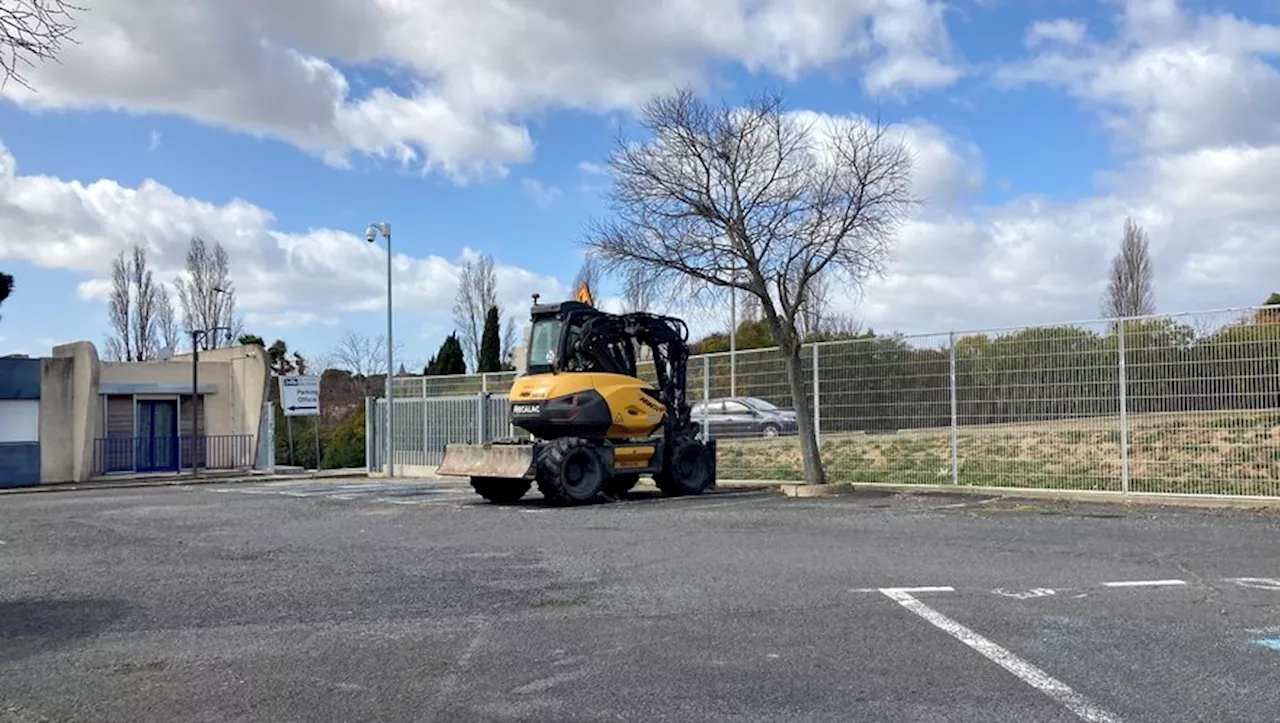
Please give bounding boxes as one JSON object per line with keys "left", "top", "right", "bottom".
{"left": 1226, "top": 577, "right": 1280, "bottom": 590}
{"left": 993, "top": 588, "right": 1056, "bottom": 599}
{"left": 881, "top": 588, "right": 1124, "bottom": 723}
{"left": 1102, "top": 579, "right": 1186, "bottom": 588}
{"left": 879, "top": 586, "right": 954, "bottom": 594}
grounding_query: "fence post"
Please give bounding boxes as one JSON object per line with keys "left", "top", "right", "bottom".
{"left": 949, "top": 332, "right": 959, "bottom": 486}
{"left": 422, "top": 396, "right": 430, "bottom": 467}
{"left": 476, "top": 392, "right": 488, "bottom": 445}
{"left": 421, "top": 377, "right": 427, "bottom": 398}
{"left": 702, "top": 355, "right": 710, "bottom": 442}
{"left": 482, "top": 373, "right": 489, "bottom": 393}
{"left": 812, "top": 344, "right": 821, "bottom": 447}
{"left": 1118, "top": 320, "right": 1131, "bottom": 494}
{"left": 730, "top": 347, "right": 737, "bottom": 398}
{"left": 365, "top": 396, "right": 374, "bottom": 473}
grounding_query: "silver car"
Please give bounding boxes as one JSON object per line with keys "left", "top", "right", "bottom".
{"left": 689, "top": 397, "right": 799, "bottom": 439}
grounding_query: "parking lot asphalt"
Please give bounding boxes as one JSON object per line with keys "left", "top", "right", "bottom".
{"left": 2, "top": 479, "right": 1279, "bottom": 722}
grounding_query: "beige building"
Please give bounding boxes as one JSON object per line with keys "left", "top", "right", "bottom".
{"left": 35, "top": 341, "right": 271, "bottom": 483}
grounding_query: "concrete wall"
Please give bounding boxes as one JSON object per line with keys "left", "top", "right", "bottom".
{"left": 38, "top": 356, "right": 76, "bottom": 483}
{"left": 170, "top": 345, "right": 270, "bottom": 448}
{"left": 40, "top": 342, "right": 101, "bottom": 483}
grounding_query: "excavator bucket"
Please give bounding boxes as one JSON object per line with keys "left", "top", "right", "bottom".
{"left": 436, "top": 443, "right": 536, "bottom": 480}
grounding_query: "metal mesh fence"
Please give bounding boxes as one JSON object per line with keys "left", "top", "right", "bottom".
{"left": 371, "top": 305, "right": 1280, "bottom": 497}
{"left": 390, "top": 372, "right": 519, "bottom": 399}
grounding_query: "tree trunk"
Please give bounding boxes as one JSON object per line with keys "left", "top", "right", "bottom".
{"left": 780, "top": 347, "right": 827, "bottom": 485}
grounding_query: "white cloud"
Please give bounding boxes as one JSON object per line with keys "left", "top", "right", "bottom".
{"left": 0, "top": 0, "right": 963, "bottom": 181}
{"left": 847, "top": 144, "right": 1280, "bottom": 336}
{"left": 994, "top": 1, "right": 1280, "bottom": 156}
{"left": 843, "top": 1, "right": 1280, "bottom": 335}
{"left": 862, "top": 0, "right": 964, "bottom": 95}
{"left": 1025, "top": 19, "right": 1087, "bottom": 47}
{"left": 244, "top": 310, "right": 339, "bottom": 329}
{"left": 786, "top": 110, "right": 984, "bottom": 206}
{"left": 0, "top": 138, "right": 565, "bottom": 332}
{"left": 5, "top": 1, "right": 1278, "bottom": 344}
{"left": 520, "top": 178, "right": 562, "bottom": 208}
{"left": 147, "top": 130, "right": 161, "bottom": 153}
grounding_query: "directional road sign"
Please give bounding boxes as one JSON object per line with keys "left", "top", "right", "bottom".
{"left": 279, "top": 375, "right": 321, "bottom": 417}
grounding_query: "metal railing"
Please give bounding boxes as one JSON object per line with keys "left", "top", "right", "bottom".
{"left": 371, "top": 305, "right": 1280, "bottom": 497}
{"left": 93, "top": 434, "right": 255, "bottom": 476}
{"left": 367, "top": 393, "right": 518, "bottom": 471}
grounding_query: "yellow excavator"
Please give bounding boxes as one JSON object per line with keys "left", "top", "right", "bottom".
{"left": 436, "top": 286, "right": 716, "bottom": 505}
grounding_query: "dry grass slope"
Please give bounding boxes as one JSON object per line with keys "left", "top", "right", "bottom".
{"left": 717, "top": 409, "right": 1280, "bottom": 496}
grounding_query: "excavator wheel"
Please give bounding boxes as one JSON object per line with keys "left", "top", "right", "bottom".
{"left": 470, "top": 476, "right": 532, "bottom": 504}
{"left": 535, "top": 437, "right": 606, "bottom": 505}
{"left": 655, "top": 437, "right": 714, "bottom": 497}
{"left": 603, "top": 473, "right": 640, "bottom": 497}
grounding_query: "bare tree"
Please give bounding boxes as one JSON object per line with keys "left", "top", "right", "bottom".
{"left": 129, "top": 245, "right": 158, "bottom": 358}
{"left": 105, "top": 252, "right": 132, "bottom": 362}
{"left": 327, "top": 330, "right": 411, "bottom": 392}
{"left": 1101, "top": 217, "right": 1156, "bottom": 320}
{"left": 572, "top": 256, "right": 602, "bottom": 301}
{"left": 584, "top": 87, "right": 917, "bottom": 485}
{"left": 501, "top": 316, "right": 518, "bottom": 368}
{"left": 808, "top": 312, "right": 864, "bottom": 341}
{"left": 453, "top": 253, "right": 498, "bottom": 372}
{"left": 104, "top": 245, "right": 166, "bottom": 361}
{"left": 0, "top": 0, "right": 81, "bottom": 91}
{"left": 738, "top": 289, "right": 760, "bottom": 323}
{"left": 620, "top": 266, "right": 657, "bottom": 313}
{"left": 795, "top": 270, "right": 833, "bottom": 339}
{"left": 329, "top": 330, "right": 385, "bottom": 377}
{"left": 155, "top": 283, "right": 180, "bottom": 352}
{"left": 175, "top": 236, "right": 241, "bottom": 349}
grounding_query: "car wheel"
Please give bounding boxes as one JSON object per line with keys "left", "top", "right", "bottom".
{"left": 762, "top": 424, "right": 780, "bottom": 438}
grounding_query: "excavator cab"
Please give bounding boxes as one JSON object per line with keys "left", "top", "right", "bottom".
{"left": 436, "top": 294, "right": 717, "bottom": 505}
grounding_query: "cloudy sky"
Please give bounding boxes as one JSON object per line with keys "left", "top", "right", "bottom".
{"left": 1, "top": 0, "right": 1277, "bottom": 366}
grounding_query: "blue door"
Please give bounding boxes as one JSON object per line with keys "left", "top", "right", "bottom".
{"left": 135, "top": 400, "right": 179, "bottom": 472}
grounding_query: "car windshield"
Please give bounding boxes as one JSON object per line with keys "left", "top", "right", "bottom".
{"left": 744, "top": 398, "right": 778, "bottom": 411}
{"left": 527, "top": 319, "right": 562, "bottom": 371}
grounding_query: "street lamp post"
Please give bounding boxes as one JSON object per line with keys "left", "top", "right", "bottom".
{"left": 187, "top": 287, "right": 231, "bottom": 478}
{"left": 728, "top": 267, "right": 750, "bottom": 398}
{"left": 729, "top": 284, "right": 736, "bottom": 398}
{"left": 365, "top": 221, "right": 394, "bottom": 478}
{"left": 190, "top": 325, "right": 231, "bottom": 477}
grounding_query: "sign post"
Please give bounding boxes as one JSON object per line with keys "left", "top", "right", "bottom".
{"left": 279, "top": 375, "right": 322, "bottom": 470}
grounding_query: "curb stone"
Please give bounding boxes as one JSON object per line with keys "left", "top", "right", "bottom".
{"left": 759, "top": 480, "right": 1280, "bottom": 511}
{"left": 0, "top": 469, "right": 369, "bottom": 496}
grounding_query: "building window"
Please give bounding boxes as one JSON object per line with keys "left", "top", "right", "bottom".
{"left": 0, "top": 400, "right": 38, "bottom": 443}
{"left": 179, "top": 395, "right": 205, "bottom": 438}
{"left": 104, "top": 395, "right": 133, "bottom": 438}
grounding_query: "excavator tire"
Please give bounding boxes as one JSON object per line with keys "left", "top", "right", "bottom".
{"left": 603, "top": 473, "right": 640, "bottom": 497}
{"left": 470, "top": 476, "right": 532, "bottom": 504}
{"left": 535, "top": 437, "right": 606, "bottom": 505}
{"left": 655, "top": 438, "right": 714, "bottom": 497}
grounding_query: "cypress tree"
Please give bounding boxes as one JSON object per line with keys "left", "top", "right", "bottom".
{"left": 479, "top": 305, "right": 502, "bottom": 373}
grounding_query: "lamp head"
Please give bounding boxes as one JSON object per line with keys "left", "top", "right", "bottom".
{"left": 365, "top": 224, "right": 378, "bottom": 243}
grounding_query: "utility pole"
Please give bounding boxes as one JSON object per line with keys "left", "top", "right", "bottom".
{"left": 189, "top": 324, "right": 230, "bottom": 476}
{"left": 365, "top": 221, "right": 395, "bottom": 477}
